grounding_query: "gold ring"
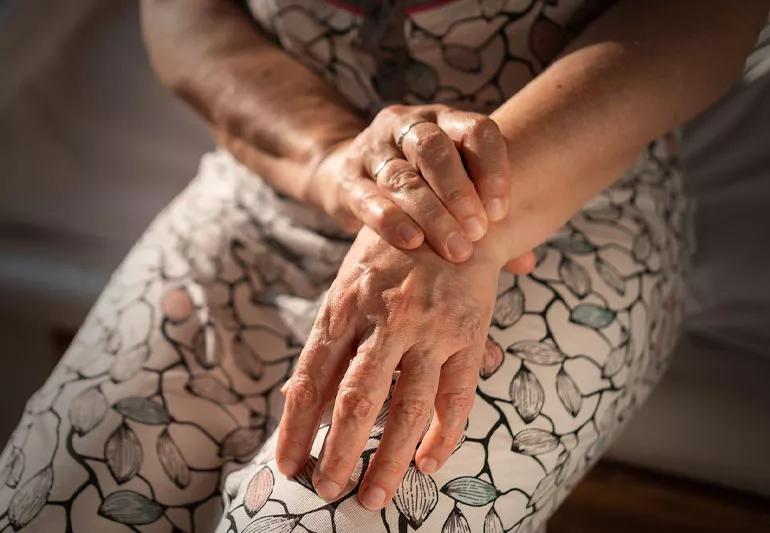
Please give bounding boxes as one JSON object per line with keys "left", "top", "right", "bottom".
{"left": 396, "top": 120, "right": 432, "bottom": 151}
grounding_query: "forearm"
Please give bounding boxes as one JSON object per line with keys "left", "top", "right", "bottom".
{"left": 140, "top": 0, "right": 364, "bottom": 201}
{"left": 479, "top": 0, "right": 768, "bottom": 266}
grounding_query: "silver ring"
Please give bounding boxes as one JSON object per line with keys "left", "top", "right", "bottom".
{"left": 373, "top": 157, "right": 398, "bottom": 179}
{"left": 396, "top": 120, "right": 431, "bottom": 151}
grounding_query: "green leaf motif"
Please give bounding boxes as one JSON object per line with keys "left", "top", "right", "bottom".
{"left": 441, "top": 476, "right": 498, "bottom": 506}
{"left": 99, "top": 490, "right": 163, "bottom": 525}
{"left": 114, "top": 397, "right": 170, "bottom": 425}
{"left": 570, "top": 304, "right": 616, "bottom": 329}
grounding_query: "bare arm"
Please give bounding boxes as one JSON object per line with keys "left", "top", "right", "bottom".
{"left": 479, "top": 0, "right": 769, "bottom": 266}
{"left": 139, "top": 0, "right": 365, "bottom": 202}
{"left": 140, "top": 0, "right": 518, "bottom": 261}
{"left": 277, "top": 0, "right": 770, "bottom": 511}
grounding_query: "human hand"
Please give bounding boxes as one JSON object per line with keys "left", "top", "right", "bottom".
{"left": 275, "top": 226, "right": 504, "bottom": 510}
{"left": 306, "top": 104, "right": 512, "bottom": 263}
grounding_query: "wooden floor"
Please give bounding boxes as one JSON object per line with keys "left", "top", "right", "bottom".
{"left": 550, "top": 461, "right": 770, "bottom": 533}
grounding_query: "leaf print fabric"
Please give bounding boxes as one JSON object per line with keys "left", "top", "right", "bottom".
{"left": 0, "top": 2, "right": 688, "bottom": 530}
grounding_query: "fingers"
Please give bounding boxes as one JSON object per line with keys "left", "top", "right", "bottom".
{"left": 396, "top": 120, "right": 489, "bottom": 243}
{"left": 436, "top": 110, "right": 510, "bottom": 222}
{"left": 503, "top": 250, "right": 537, "bottom": 274}
{"left": 415, "top": 347, "right": 481, "bottom": 475}
{"left": 358, "top": 350, "right": 441, "bottom": 510}
{"left": 276, "top": 290, "right": 358, "bottom": 477}
{"left": 337, "top": 173, "right": 424, "bottom": 250}
{"left": 364, "top": 144, "right": 473, "bottom": 263}
{"left": 311, "top": 330, "right": 405, "bottom": 501}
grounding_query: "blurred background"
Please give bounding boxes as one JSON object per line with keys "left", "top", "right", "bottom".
{"left": 1, "top": 1, "right": 769, "bottom": 530}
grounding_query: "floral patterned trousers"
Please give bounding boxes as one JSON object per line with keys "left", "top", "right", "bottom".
{"left": 0, "top": 141, "right": 688, "bottom": 532}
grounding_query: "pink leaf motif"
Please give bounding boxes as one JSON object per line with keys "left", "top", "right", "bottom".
{"left": 493, "top": 286, "right": 524, "bottom": 328}
{"left": 188, "top": 375, "right": 239, "bottom": 404}
{"left": 161, "top": 287, "right": 194, "bottom": 322}
{"left": 156, "top": 429, "right": 190, "bottom": 489}
{"left": 483, "top": 507, "right": 504, "bottom": 533}
{"left": 219, "top": 427, "right": 265, "bottom": 461}
{"left": 394, "top": 464, "right": 439, "bottom": 529}
{"left": 556, "top": 368, "right": 582, "bottom": 417}
{"left": 509, "top": 365, "right": 544, "bottom": 423}
{"left": 105, "top": 424, "right": 143, "bottom": 483}
{"left": 480, "top": 337, "right": 504, "bottom": 379}
{"left": 242, "top": 515, "right": 300, "bottom": 533}
{"left": 512, "top": 428, "right": 559, "bottom": 455}
{"left": 232, "top": 338, "right": 264, "bottom": 379}
{"left": 508, "top": 340, "right": 564, "bottom": 365}
{"left": 8, "top": 466, "right": 53, "bottom": 529}
{"left": 69, "top": 387, "right": 108, "bottom": 435}
{"left": 442, "top": 507, "right": 472, "bottom": 533}
{"left": 244, "top": 466, "right": 274, "bottom": 517}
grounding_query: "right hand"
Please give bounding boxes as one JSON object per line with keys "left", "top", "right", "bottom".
{"left": 306, "top": 104, "right": 512, "bottom": 263}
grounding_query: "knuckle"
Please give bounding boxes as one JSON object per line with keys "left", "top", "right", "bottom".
{"left": 445, "top": 185, "right": 474, "bottom": 206}
{"left": 467, "top": 116, "right": 500, "bottom": 142}
{"left": 393, "top": 397, "right": 431, "bottom": 429}
{"left": 358, "top": 191, "right": 384, "bottom": 216}
{"left": 287, "top": 373, "right": 320, "bottom": 410}
{"left": 414, "top": 130, "right": 452, "bottom": 163}
{"left": 319, "top": 453, "right": 354, "bottom": 477}
{"left": 438, "top": 391, "right": 474, "bottom": 412}
{"left": 374, "top": 457, "right": 408, "bottom": 479}
{"left": 376, "top": 105, "right": 405, "bottom": 124}
{"left": 380, "top": 166, "right": 424, "bottom": 193}
{"left": 337, "top": 387, "right": 376, "bottom": 421}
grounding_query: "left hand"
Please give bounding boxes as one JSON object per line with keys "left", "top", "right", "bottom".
{"left": 275, "top": 226, "right": 522, "bottom": 511}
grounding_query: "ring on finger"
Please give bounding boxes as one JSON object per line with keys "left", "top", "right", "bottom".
{"left": 396, "top": 120, "right": 432, "bottom": 152}
{"left": 373, "top": 157, "right": 398, "bottom": 179}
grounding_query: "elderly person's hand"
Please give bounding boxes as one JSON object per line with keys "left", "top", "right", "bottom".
{"left": 306, "top": 104, "right": 511, "bottom": 263}
{"left": 275, "top": 225, "right": 529, "bottom": 510}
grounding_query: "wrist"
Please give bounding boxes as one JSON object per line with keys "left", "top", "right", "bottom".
{"left": 300, "top": 137, "right": 355, "bottom": 207}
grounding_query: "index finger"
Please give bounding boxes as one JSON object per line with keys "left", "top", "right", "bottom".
{"left": 276, "top": 293, "right": 358, "bottom": 477}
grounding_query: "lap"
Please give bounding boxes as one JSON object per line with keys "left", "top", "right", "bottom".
{"left": 0, "top": 138, "right": 688, "bottom": 532}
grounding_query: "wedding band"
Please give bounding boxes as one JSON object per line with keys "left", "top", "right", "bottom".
{"left": 396, "top": 119, "right": 431, "bottom": 151}
{"left": 373, "top": 157, "right": 397, "bottom": 179}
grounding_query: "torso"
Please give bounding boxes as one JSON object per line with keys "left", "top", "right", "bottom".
{"left": 246, "top": 0, "right": 616, "bottom": 117}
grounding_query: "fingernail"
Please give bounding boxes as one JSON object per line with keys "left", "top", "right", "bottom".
{"left": 485, "top": 198, "right": 507, "bottom": 221}
{"left": 462, "top": 216, "right": 486, "bottom": 241}
{"left": 315, "top": 479, "right": 342, "bottom": 501}
{"left": 398, "top": 223, "right": 421, "bottom": 246}
{"left": 360, "top": 485, "right": 387, "bottom": 510}
{"left": 278, "top": 459, "right": 298, "bottom": 477}
{"left": 418, "top": 456, "right": 438, "bottom": 474}
{"left": 446, "top": 232, "right": 472, "bottom": 260}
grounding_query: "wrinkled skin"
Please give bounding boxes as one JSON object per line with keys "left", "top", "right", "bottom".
{"left": 309, "top": 104, "right": 511, "bottom": 263}
{"left": 277, "top": 226, "right": 504, "bottom": 511}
